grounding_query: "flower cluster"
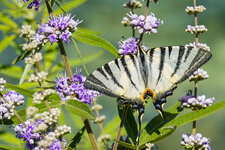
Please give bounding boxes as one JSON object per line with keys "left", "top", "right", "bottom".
{"left": 20, "top": 25, "right": 36, "bottom": 39}
{"left": 15, "top": 106, "right": 70, "bottom": 149}
{"left": 97, "top": 134, "right": 111, "bottom": 143}
{"left": 15, "top": 120, "right": 43, "bottom": 149}
{"left": 29, "top": 71, "right": 48, "bottom": 83}
{"left": 23, "top": 0, "right": 41, "bottom": 11}
{"left": 35, "top": 14, "right": 82, "bottom": 45}
{"left": 185, "top": 6, "right": 206, "bottom": 15}
{"left": 0, "top": 78, "right": 6, "bottom": 92}
{"left": 118, "top": 37, "right": 148, "bottom": 55}
{"left": 32, "top": 89, "right": 55, "bottom": 104}
{"left": 179, "top": 94, "right": 214, "bottom": 110}
{"left": 189, "top": 68, "right": 209, "bottom": 82}
{"left": 55, "top": 71, "right": 99, "bottom": 104}
{"left": 25, "top": 52, "right": 43, "bottom": 64}
{"left": 186, "top": 25, "right": 207, "bottom": 35}
{"left": 123, "top": 0, "right": 142, "bottom": 9}
{"left": 185, "top": 42, "right": 210, "bottom": 51}
{"left": 181, "top": 133, "right": 211, "bottom": 150}
{"left": 0, "top": 91, "right": 24, "bottom": 119}
{"left": 122, "top": 12, "right": 163, "bottom": 34}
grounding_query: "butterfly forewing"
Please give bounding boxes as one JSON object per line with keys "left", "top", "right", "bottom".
{"left": 84, "top": 54, "right": 146, "bottom": 101}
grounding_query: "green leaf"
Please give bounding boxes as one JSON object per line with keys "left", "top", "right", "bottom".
{"left": 0, "top": 119, "right": 13, "bottom": 125}
{"left": 73, "top": 32, "right": 119, "bottom": 57}
{"left": 0, "top": 132, "right": 22, "bottom": 146}
{"left": 118, "top": 105, "right": 138, "bottom": 145}
{"left": 54, "top": 0, "right": 87, "bottom": 16}
{"left": 5, "top": 84, "right": 35, "bottom": 97}
{"left": 19, "top": 63, "right": 32, "bottom": 85}
{"left": 64, "top": 99, "right": 95, "bottom": 120}
{"left": 67, "top": 126, "right": 85, "bottom": 149}
{"left": 139, "top": 102, "right": 181, "bottom": 145}
{"left": 0, "top": 12, "right": 17, "bottom": 28}
{"left": 0, "top": 25, "right": 11, "bottom": 31}
{"left": 12, "top": 50, "right": 30, "bottom": 64}
{"left": 77, "top": 27, "right": 101, "bottom": 35}
{"left": 164, "top": 100, "right": 225, "bottom": 128}
{"left": 115, "top": 140, "right": 136, "bottom": 150}
{"left": 0, "top": 35, "right": 16, "bottom": 53}
{"left": 138, "top": 126, "right": 176, "bottom": 149}
{"left": 0, "top": 144, "right": 23, "bottom": 150}
{"left": 0, "top": 65, "right": 24, "bottom": 79}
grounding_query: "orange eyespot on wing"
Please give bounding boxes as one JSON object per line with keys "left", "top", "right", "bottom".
{"left": 141, "top": 89, "right": 155, "bottom": 100}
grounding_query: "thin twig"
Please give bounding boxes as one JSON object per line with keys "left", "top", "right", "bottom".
{"left": 192, "top": 81, "right": 198, "bottom": 135}
{"left": 138, "top": 0, "right": 150, "bottom": 45}
{"left": 193, "top": 0, "right": 199, "bottom": 46}
{"left": 113, "top": 104, "right": 129, "bottom": 150}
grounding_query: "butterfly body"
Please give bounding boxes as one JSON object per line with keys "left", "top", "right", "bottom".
{"left": 84, "top": 46, "right": 211, "bottom": 116}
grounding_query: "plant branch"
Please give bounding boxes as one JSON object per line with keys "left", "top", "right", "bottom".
{"left": 113, "top": 104, "right": 129, "bottom": 150}
{"left": 193, "top": 0, "right": 199, "bottom": 46}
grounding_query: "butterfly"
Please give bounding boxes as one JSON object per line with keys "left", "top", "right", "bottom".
{"left": 84, "top": 45, "right": 211, "bottom": 118}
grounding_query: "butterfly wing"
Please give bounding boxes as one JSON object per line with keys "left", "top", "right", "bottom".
{"left": 84, "top": 54, "right": 146, "bottom": 102}
{"left": 146, "top": 46, "right": 212, "bottom": 99}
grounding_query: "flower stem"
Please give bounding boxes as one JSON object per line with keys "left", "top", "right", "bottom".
{"left": 113, "top": 104, "right": 129, "bottom": 150}
{"left": 138, "top": 0, "right": 150, "bottom": 45}
{"left": 193, "top": 0, "right": 199, "bottom": 46}
{"left": 192, "top": 81, "right": 198, "bottom": 135}
{"left": 0, "top": 93, "right": 27, "bottom": 127}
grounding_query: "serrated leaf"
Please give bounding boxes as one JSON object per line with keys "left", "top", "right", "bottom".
{"left": 19, "top": 63, "right": 32, "bottom": 85}
{"left": 64, "top": 99, "right": 95, "bottom": 120}
{"left": 54, "top": 0, "right": 87, "bottom": 16}
{"left": 118, "top": 105, "right": 138, "bottom": 145}
{"left": 0, "top": 35, "right": 16, "bottom": 53}
{"left": 0, "top": 12, "right": 17, "bottom": 28}
{"left": 5, "top": 84, "right": 35, "bottom": 97}
{"left": 67, "top": 126, "right": 85, "bottom": 149}
{"left": 115, "top": 140, "right": 136, "bottom": 150}
{"left": 73, "top": 33, "right": 119, "bottom": 57}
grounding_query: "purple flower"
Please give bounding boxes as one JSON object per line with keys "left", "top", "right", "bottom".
{"left": 0, "top": 91, "right": 24, "bottom": 119}
{"left": 55, "top": 71, "right": 100, "bottom": 104}
{"left": 50, "top": 139, "right": 67, "bottom": 150}
{"left": 118, "top": 37, "right": 148, "bottom": 55}
{"left": 14, "top": 120, "right": 43, "bottom": 149}
{"left": 23, "top": 0, "right": 41, "bottom": 11}
{"left": 181, "top": 133, "right": 211, "bottom": 150}
{"left": 179, "top": 92, "right": 214, "bottom": 110}
{"left": 35, "top": 14, "right": 82, "bottom": 45}
{"left": 126, "top": 12, "right": 163, "bottom": 34}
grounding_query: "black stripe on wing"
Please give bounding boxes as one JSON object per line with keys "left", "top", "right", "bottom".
{"left": 121, "top": 55, "right": 138, "bottom": 90}
{"left": 138, "top": 46, "right": 148, "bottom": 86}
{"left": 84, "top": 74, "right": 118, "bottom": 97}
{"left": 184, "top": 46, "right": 193, "bottom": 62}
{"left": 176, "top": 48, "right": 212, "bottom": 84}
{"left": 156, "top": 47, "right": 166, "bottom": 85}
{"left": 103, "top": 63, "right": 124, "bottom": 88}
{"left": 171, "top": 46, "right": 185, "bottom": 77}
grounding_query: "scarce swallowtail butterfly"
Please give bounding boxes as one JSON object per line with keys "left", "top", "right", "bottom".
{"left": 84, "top": 46, "right": 211, "bottom": 119}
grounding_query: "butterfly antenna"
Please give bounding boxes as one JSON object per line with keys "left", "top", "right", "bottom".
{"left": 136, "top": 105, "right": 145, "bottom": 145}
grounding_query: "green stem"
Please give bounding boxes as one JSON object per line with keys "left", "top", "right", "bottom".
{"left": 113, "top": 104, "right": 129, "bottom": 150}
{"left": 193, "top": 0, "right": 199, "bottom": 46}
{"left": 71, "top": 38, "right": 89, "bottom": 76}
{"left": 138, "top": 0, "right": 150, "bottom": 45}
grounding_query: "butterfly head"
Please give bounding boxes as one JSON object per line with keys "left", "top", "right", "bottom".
{"left": 141, "top": 89, "right": 155, "bottom": 102}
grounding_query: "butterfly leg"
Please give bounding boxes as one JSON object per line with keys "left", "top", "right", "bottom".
{"left": 153, "top": 97, "right": 166, "bottom": 121}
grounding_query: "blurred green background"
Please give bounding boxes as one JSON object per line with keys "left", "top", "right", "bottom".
{"left": 0, "top": 0, "right": 225, "bottom": 149}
